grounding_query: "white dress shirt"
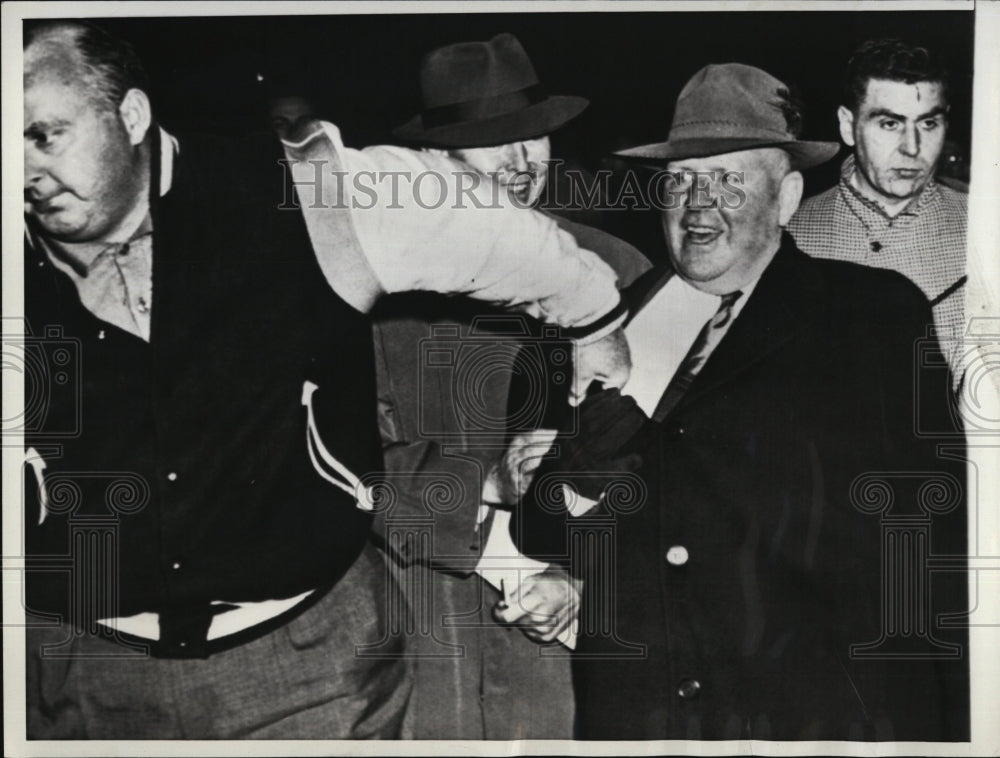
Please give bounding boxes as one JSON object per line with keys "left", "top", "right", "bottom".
{"left": 621, "top": 273, "right": 758, "bottom": 416}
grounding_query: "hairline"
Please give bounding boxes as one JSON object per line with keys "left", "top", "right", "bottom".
{"left": 25, "top": 23, "right": 131, "bottom": 115}
{"left": 850, "top": 73, "right": 950, "bottom": 115}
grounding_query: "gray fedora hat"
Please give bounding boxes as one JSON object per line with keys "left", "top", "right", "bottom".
{"left": 616, "top": 63, "right": 839, "bottom": 169}
{"left": 394, "top": 33, "right": 589, "bottom": 148}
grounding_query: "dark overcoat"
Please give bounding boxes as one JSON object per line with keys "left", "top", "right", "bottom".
{"left": 517, "top": 236, "right": 969, "bottom": 741}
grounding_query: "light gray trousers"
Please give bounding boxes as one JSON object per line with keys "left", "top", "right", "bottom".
{"left": 26, "top": 543, "right": 412, "bottom": 739}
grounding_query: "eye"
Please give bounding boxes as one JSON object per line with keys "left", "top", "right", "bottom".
{"left": 663, "top": 170, "right": 693, "bottom": 189}
{"left": 920, "top": 118, "right": 942, "bottom": 131}
{"left": 878, "top": 119, "right": 900, "bottom": 130}
{"left": 27, "top": 127, "right": 64, "bottom": 150}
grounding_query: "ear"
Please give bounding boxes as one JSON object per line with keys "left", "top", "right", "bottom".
{"left": 119, "top": 88, "right": 152, "bottom": 147}
{"left": 778, "top": 170, "right": 804, "bottom": 227}
{"left": 837, "top": 105, "right": 856, "bottom": 148}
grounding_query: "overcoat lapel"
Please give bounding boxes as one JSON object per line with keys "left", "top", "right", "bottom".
{"left": 659, "top": 236, "right": 824, "bottom": 420}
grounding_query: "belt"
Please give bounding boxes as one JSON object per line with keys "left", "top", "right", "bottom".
{"left": 97, "top": 588, "right": 321, "bottom": 659}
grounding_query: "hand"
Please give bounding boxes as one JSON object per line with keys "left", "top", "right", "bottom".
{"left": 570, "top": 327, "right": 631, "bottom": 407}
{"left": 563, "top": 388, "right": 648, "bottom": 466}
{"left": 493, "top": 567, "right": 583, "bottom": 643}
{"left": 485, "top": 429, "right": 559, "bottom": 505}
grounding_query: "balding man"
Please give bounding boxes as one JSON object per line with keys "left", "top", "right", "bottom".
{"left": 22, "top": 20, "right": 630, "bottom": 739}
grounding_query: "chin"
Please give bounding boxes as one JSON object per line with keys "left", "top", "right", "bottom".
{"left": 39, "top": 218, "right": 97, "bottom": 243}
{"left": 881, "top": 177, "right": 927, "bottom": 199}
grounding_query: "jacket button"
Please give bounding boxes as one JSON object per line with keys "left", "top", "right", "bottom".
{"left": 677, "top": 678, "right": 701, "bottom": 700}
{"left": 167, "top": 472, "right": 178, "bottom": 482}
{"left": 666, "top": 545, "right": 689, "bottom": 566}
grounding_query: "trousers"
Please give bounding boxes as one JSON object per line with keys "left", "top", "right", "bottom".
{"left": 26, "top": 543, "right": 411, "bottom": 739}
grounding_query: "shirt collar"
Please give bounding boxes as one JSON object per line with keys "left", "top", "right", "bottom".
{"left": 159, "top": 126, "right": 178, "bottom": 197}
{"left": 671, "top": 268, "right": 760, "bottom": 319}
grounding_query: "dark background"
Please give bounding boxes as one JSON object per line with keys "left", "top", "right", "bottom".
{"left": 95, "top": 10, "right": 974, "bottom": 167}
{"left": 82, "top": 10, "right": 974, "bottom": 258}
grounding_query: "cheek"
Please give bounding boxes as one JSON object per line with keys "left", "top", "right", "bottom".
{"left": 924, "top": 130, "right": 947, "bottom": 159}
{"left": 858, "top": 130, "right": 895, "bottom": 168}
{"left": 57, "top": 132, "right": 117, "bottom": 200}
{"left": 90, "top": 137, "right": 135, "bottom": 201}
{"left": 527, "top": 147, "right": 550, "bottom": 167}
{"left": 662, "top": 210, "right": 683, "bottom": 239}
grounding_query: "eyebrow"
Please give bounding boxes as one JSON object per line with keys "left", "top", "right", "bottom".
{"left": 866, "top": 106, "right": 948, "bottom": 121}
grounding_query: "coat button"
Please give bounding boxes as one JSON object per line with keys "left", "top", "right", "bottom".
{"left": 167, "top": 472, "right": 178, "bottom": 482}
{"left": 666, "top": 545, "right": 689, "bottom": 566}
{"left": 677, "top": 678, "right": 701, "bottom": 700}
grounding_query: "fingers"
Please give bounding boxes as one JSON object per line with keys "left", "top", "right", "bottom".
{"left": 524, "top": 600, "right": 577, "bottom": 643}
{"left": 498, "top": 430, "right": 559, "bottom": 499}
{"left": 492, "top": 572, "right": 581, "bottom": 641}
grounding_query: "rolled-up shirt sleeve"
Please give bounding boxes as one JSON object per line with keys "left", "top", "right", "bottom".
{"left": 314, "top": 123, "right": 623, "bottom": 331}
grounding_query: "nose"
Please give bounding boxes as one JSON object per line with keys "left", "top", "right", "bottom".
{"left": 24, "top": 142, "right": 48, "bottom": 190}
{"left": 684, "top": 173, "right": 720, "bottom": 210}
{"left": 899, "top": 123, "right": 920, "bottom": 158}
{"left": 507, "top": 142, "right": 530, "bottom": 174}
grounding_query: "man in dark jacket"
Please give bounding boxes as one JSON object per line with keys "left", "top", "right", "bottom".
{"left": 20, "top": 20, "right": 630, "bottom": 739}
{"left": 507, "top": 63, "right": 969, "bottom": 741}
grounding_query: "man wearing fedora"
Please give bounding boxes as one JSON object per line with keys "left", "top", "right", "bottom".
{"left": 370, "top": 33, "right": 649, "bottom": 739}
{"left": 21, "top": 20, "right": 635, "bottom": 739}
{"left": 509, "top": 63, "right": 968, "bottom": 740}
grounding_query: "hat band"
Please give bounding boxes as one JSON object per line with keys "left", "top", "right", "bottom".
{"left": 421, "top": 83, "right": 547, "bottom": 128}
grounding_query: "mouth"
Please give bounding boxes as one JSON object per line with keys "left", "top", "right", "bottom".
{"left": 28, "top": 191, "right": 66, "bottom": 214}
{"left": 682, "top": 224, "right": 724, "bottom": 245}
{"left": 892, "top": 168, "right": 923, "bottom": 180}
{"left": 508, "top": 182, "right": 533, "bottom": 200}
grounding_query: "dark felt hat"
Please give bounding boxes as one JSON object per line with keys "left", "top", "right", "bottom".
{"left": 616, "top": 63, "right": 839, "bottom": 170}
{"left": 394, "top": 33, "right": 589, "bottom": 148}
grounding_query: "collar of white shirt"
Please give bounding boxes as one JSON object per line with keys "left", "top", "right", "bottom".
{"left": 620, "top": 272, "right": 759, "bottom": 417}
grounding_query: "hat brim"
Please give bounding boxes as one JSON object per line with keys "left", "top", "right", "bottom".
{"left": 393, "top": 95, "right": 589, "bottom": 148}
{"left": 615, "top": 137, "right": 841, "bottom": 170}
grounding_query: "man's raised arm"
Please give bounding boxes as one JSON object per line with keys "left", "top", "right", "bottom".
{"left": 282, "top": 121, "right": 631, "bottom": 401}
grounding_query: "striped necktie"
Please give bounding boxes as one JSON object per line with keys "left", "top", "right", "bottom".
{"left": 652, "top": 290, "right": 743, "bottom": 422}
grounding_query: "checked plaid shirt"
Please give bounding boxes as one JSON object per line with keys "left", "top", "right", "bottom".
{"left": 788, "top": 156, "right": 967, "bottom": 383}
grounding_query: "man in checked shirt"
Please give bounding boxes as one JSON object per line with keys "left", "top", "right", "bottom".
{"left": 788, "top": 39, "right": 968, "bottom": 388}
